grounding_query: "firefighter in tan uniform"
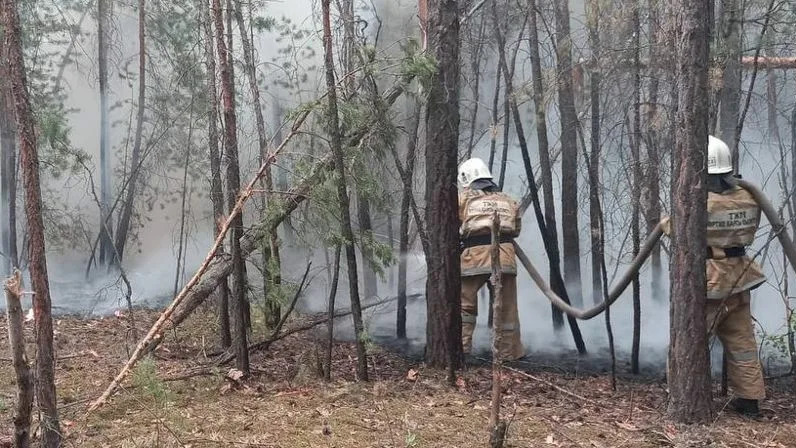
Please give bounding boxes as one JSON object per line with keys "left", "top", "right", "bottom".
{"left": 458, "top": 158, "right": 524, "bottom": 361}
{"left": 664, "top": 136, "right": 766, "bottom": 417}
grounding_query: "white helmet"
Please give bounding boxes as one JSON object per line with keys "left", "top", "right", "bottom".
{"left": 458, "top": 158, "right": 493, "bottom": 188}
{"left": 708, "top": 135, "right": 733, "bottom": 174}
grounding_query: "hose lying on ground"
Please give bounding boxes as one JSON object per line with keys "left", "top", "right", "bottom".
{"left": 513, "top": 223, "right": 663, "bottom": 320}
{"left": 517, "top": 180, "right": 796, "bottom": 320}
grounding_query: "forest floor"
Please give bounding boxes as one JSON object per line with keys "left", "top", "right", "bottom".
{"left": 1, "top": 307, "right": 795, "bottom": 448}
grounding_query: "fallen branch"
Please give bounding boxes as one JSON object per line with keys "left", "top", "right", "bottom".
{"left": 216, "top": 294, "right": 410, "bottom": 366}
{"left": 500, "top": 363, "right": 597, "bottom": 406}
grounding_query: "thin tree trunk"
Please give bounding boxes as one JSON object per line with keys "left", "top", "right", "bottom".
{"left": 424, "top": 0, "right": 463, "bottom": 377}
{"left": 324, "top": 245, "right": 341, "bottom": 381}
{"left": 586, "top": 0, "right": 601, "bottom": 306}
{"left": 0, "top": 48, "right": 17, "bottom": 275}
{"left": 5, "top": 270, "right": 32, "bottom": 448}
{"left": 1, "top": 0, "right": 62, "bottom": 442}
{"left": 466, "top": 16, "right": 486, "bottom": 158}
{"left": 114, "top": 0, "right": 146, "bottom": 263}
{"left": 97, "top": 0, "right": 114, "bottom": 266}
{"left": 488, "top": 214, "right": 506, "bottom": 448}
{"left": 173, "top": 98, "right": 194, "bottom": 298}
{"left": 645, "top": 0, "right": 663, "bottom": 303}
{"left": 232, "top": 0, "right": 282, "bottom": 328}
{"left": 630, "top": 0, "right": 642, "bottom": 375}
{"left": 493, "top": 0, "right": 586, "bottom": 353}
{"left": 718, "top": 0, "right": 741, "bottom": 167}
{"left": 554, "top": 0, "right": 583, "bottom": 306}
{"left": 213, "top": 0, "right": 249, "bottom": 375}
{"left": 201, "top": 0, "right": 230, "bottom": 348}
{"left": 322, "top": 0, "right": 368, "bottom": 381}
{"left": 528, "top": 0, "right": 565, "bottom": 328}
{"left": 666, "top": 0, "right": 712, "bottom": 422}
{"left": 488, "top": 64, "right": 501, "bottom": 172}
{"left": 397, "top": 103, "right": 422, "bottom": 339}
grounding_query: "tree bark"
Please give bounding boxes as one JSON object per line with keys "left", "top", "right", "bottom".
{"left": 97, "top": 0, "right": 114, "bottom": 266}
{"left": 322, "top": 0, "right": 368, "bottom": 381}
{"left": 465, "top": 15, "right": 486, "bottom": 159}
{"left": 424, "top": 0, "right": 462, "bottom": 376}
{"left": 0, "top": 42, "right": 18, "bottom": 275}
{"left": 5, "top": 271, "right": 32, "bottom": 448}
{"left": 554, "top": 0, "right": 583, "bottom": 306}
{"left": 201, "top": 0, "right": 230, "bottom": 348}
{"left": 213, "top": 0, "right": 249, "bottom": 375}
{"left": 113, "top": 0, "right": 146, "bottom": 263}
{"left": 1, "top": 0, "right": 62, "bottom": 442}
{"left": 397, "top": 102, "right": 422, "bottom": 339}
{"left": 528, "top": 0, "right": 565, "bottom": 328}
{"left": 488, "top": 64, "right": 501, "bottom": 173}
{"left": 666, "top": 0, "right": 712, "bottom": 422}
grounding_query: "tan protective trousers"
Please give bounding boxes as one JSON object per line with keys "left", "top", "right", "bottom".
{"left": 461, "top": 274, "right": 524, "bottom": 360}
{"left": 707, "top": 291, "right": 765, "bottom": 400}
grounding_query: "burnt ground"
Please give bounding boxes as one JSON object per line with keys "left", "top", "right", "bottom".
{"left": 1, "top": 308, "right": 795, "bottom": 447}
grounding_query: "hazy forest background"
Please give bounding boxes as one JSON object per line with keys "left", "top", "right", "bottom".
{"left": 2, "top": 0, "right": 796, "bottom": 445}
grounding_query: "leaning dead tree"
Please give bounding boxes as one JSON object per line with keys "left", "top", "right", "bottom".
{"left": 88, "top": 75, "right": 412, "bottom": 410}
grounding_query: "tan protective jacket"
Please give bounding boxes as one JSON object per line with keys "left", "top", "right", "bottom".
{"left": 459, "top": 189, "right": 521, "bottom": 277}
{"left": 662, "top": 185, "right": 765, "bottom": 299}
{"left": 706, "top": 186, "right": 765, "bottom": 298}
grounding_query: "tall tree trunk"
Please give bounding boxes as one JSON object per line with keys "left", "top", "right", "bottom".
{"left": 397, "top": 102, "right": 422, "bottom": 339}
{"left": 718, "top": 0, "right": 741, "bottom": 170}
{"left": 645, "top": 0, "right": 664, "bottom": 303}
{"left": 324, "top": 245, "right": 342, "bottom": 380}
{"left": 114, "top": 0, "right": 146, "bottom": 263}
{"left": 1, "top": 0, "right": 62, "bottom": 443}
{"left": 586, "top": 0, "right": 601, "bottom": 306}
{"left": 465, "top": 16, "right": 486, "bottom": 158}
{"left": 201, "top": 0, "right": 230, "bottom": 348}
{"left": 493, "top": 0, "right": 586, "bottom": 353}
{"left": 666, "top": 0, "right": 712, "bottom": 423}
{"left": 0, "top": 42, "right": 18, "bottom": 275}
{"left": 554, "top": 0, "right": 583, "bottom": 306}
{"left": 488, "top": 64, "right": 501, "bottom": 172}
{"left": 424, "top": 0, "right": 462, "bottom": 376}
{"left": 97, "top": 0, "right": 114, "bottom": 266}
{"left": 321, "top": 0, "right": 368, "bottom": 381}
{"left": 528, "top": 0, "right": 565, "bottom": 328}
{"left": 630, "top": 1, "right": 642, "bottom": 375}
{"left": 213, "top": 0, "right": 249, "bottom": 375}
{"left": 233, "top": 0, "right": 282, "bottom": 328}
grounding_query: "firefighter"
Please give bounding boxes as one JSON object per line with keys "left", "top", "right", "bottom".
{"left": 458, "top": 158, "right": 524, "bottom": 361}
{"left": 706, "top": 135, "right": 766, "bottom": 416}
{"left": 664, "top": 135, "right": 766, "bottom": 416}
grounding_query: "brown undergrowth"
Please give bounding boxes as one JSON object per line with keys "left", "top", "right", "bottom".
{"left": 0, "top": 308, "right": 794, "bottom": 447}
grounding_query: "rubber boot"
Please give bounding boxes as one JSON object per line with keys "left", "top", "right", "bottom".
{"left": 729, "top": 398, "right": 760, "bottom": 418}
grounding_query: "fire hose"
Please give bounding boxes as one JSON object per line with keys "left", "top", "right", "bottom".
{"left": 515, "top": 179, "right": 796, "bottom": 320}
